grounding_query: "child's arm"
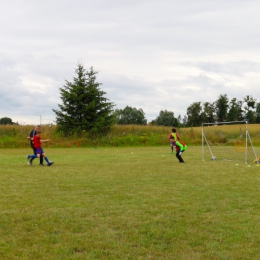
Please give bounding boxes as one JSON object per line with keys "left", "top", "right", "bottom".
{"left": 40, "top": 139, "right": 50, "bottom": 143}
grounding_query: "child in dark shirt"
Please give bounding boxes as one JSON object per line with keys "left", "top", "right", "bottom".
{"left": 27, "top": 131, "right": 54, "bottom": 166}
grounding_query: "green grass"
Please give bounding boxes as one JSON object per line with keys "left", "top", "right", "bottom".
{"left": 1, "top": 146, "right": 260, "bottom": 259}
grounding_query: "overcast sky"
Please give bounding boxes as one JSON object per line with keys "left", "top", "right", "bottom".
{"left": 1, "top": 0, "right": 260, "bottom": 125}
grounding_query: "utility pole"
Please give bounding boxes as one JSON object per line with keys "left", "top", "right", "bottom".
{"left": 40, "top": 110, "right": 45, "bottom": 126}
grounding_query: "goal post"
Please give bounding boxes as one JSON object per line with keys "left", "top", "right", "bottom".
{"left": 202, "top": 121, "right": 259, "bottom": 164}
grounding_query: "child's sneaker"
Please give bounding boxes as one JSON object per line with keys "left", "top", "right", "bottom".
{"left": 47, "top": 162, "right": 54, "bottom": 166}
{"left": 27, "top": 155, "right": 32, "bottom": 165}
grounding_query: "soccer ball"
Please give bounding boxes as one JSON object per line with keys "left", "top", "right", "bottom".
{"left": 211, "top": 156, "right": 217, "bottom": 161}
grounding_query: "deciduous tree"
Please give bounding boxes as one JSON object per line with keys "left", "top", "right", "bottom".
{"left": 255, "top": 102, "right": 260, "bottom": 123}
{"left": 186, "top": 102, "right": 202, "bottom": 126}
{"left": 201, "top": 102, "right": 215, "bottom": 123}
{"left": 113, "top": 106, "right": 147, "bottom": 125}
{"left": 214, "top": 94, "right": 229, "bottom": 122}
{"left": 0, "top": 117, "right": 15, "bottom": 125}
{"left": 227, "top": 98, "right": 243, "bottom": 121}
{"left": 154, "top": 110, "right": 178, "bottom": 126}
{"left": 243, "top": 95, "right": 256, "bottom": 123}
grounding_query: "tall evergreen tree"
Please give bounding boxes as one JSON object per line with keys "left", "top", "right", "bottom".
{"left": 53, "top": 63, "right": 115, "bottom": 136}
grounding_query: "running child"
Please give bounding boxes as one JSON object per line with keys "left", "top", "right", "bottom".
{"left": 27, "top": 125, "right": 44, "bottom": 165}
{"left": 171, "top": 134, "right": 187, "bottom": 163}
{"left": 175, "top": 139, "right": 187, "bottom": 163}
{"left": 27, "top": 131, "right": 54, "bottom": 166}
{"left": 168, "top": 127, "right": 180, "bottom": 153}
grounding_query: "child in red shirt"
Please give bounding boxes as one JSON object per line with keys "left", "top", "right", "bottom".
{"left": 168, "top": 128, "right": 180, "bottom": 153}
{"left": 172, "top": 136, "right": 187, "bottom": 163}
{"left": 27, "top": 131, "right": 54, "bottom": 166}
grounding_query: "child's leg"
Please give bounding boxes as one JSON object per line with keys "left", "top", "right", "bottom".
{"left": 30, "top": 148, "right": 37, "bottom": 162}
{"left": 42, "top": 153, "right": 50, "bottom": 164}
{"left": 43, "top": 153, "right": 53, "bottom": 165}
{"left": 176, "top": 151, "right": 184, "bottom": 163}
{"left": 171, "top": 142, "right": 175, "bottom": 152}
{"left": 28, "top": 154, "right": 38, "bottom": 159}
{"left": 39, "top": 154, "right": 44, "bottom": 164}
{"left": 44, "top": 157, "right": 50, "bottom": 163}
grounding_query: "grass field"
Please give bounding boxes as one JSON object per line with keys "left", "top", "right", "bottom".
{"left": 1, "top": 146, "right": 260, "bottom": 260}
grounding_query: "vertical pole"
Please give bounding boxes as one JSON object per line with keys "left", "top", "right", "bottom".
{"left": 247, "top": 126, "right": 259, "bottom": 163}
{"left": 245, "top": 121, "right": 248, "bottom": 164}
{"left": 202, "top": 124, "right": 204, "bottom": 161}
{"left": 40, "top": 110, "right": 45, "bottom": 126}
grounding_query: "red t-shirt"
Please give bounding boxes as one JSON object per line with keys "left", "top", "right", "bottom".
{"left": 33, "top": 135, "right": 41, "bottom": 148}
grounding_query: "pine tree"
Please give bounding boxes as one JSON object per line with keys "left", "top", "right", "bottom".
{"left": 53, "top": 63, "right": 115, "bottom": 136}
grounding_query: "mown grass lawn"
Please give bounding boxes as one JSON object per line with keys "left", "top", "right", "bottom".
{"left": 0, "top": 146, "right": 260, "bottom": 260}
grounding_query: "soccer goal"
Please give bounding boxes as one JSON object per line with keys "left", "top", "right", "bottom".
{"left": 202, "top": 121, "right": 259, "bottom": 164}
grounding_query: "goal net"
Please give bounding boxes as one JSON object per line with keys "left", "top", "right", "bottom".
{"left": 202, "top": 121, "right": 259, "bottom": 164}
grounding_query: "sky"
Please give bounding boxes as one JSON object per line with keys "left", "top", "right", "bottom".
{"left": 1, "top": 0, "right": 260, "bottom": 125}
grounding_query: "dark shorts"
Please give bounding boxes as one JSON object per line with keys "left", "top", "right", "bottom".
{"left": 36, "top": 148, "right": 44, "bottom": 155}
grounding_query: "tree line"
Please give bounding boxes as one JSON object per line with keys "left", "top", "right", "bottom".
{"left": 1, "top": 64, "right": 260, "bottom": 134}
{"left": 185, "top": 94, "right": 260, "bottom": 126}
{"left": 112, "top": 94, "right": 260, "bottom": 127}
